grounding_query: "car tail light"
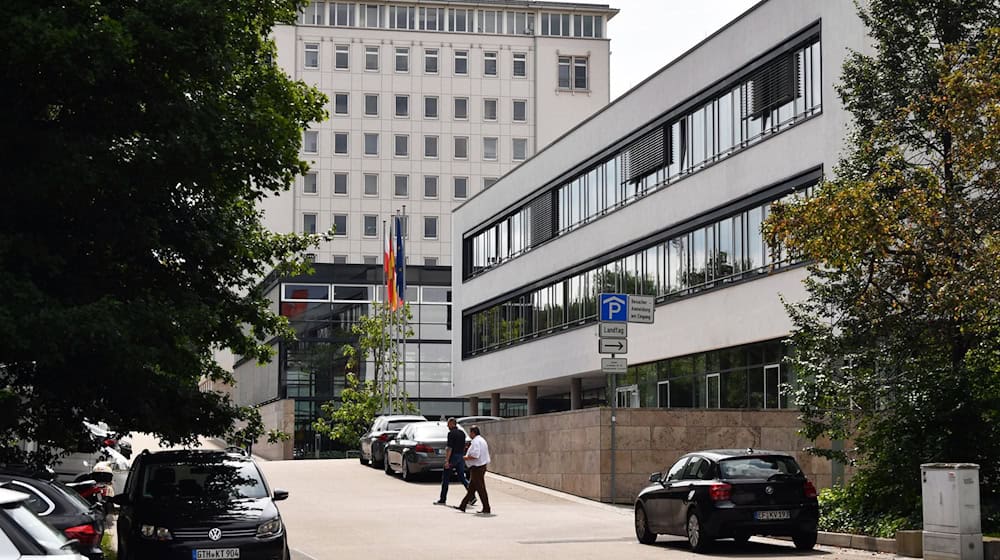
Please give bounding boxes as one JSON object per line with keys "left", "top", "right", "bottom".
{"left": 377, "top": 433, "right": 390, "bottom": 442}
{"left": 64, "top": 523, "right": 101, "bottom": 547}
{"left": 804, "top": 479, "right": 818, "bottom": 498}
{"left": 102, "top": 438, "right": 116, "bottom": 447}
{"left": 414, "top": 443, "right": 436, "bottom": 453}
{"left": 709, "top": 483, "right": 732, "bottom": 501}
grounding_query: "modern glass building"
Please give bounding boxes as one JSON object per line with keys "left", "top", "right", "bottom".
{"left": 451, "top": 0, "right": 869, "bottom": 415}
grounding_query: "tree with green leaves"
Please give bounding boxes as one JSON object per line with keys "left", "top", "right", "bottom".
{"left": 764, "top": 1, "right": 1000, "bottom": 532}
{"left": 0, "top": 0, "right": 326, "bottom": 467}
{"left": 314, "top": 302, "right": 416, "bottom": 448}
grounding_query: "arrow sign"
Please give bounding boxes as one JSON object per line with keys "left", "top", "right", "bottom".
{"left": 599, "top": 338, "right": 628, "bottom": 354}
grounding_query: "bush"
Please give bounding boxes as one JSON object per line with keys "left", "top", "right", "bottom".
{"left": 818, "top": 485, "right": 918, "bottom": 538}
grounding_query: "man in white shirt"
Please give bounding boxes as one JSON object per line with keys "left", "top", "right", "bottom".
{"left": 456, "top": 425, "right": 491, "bottom": 514}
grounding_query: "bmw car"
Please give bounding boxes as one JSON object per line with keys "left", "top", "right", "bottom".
{"left": 112, "top": 449, "right": 289, "bottom": 560}
{"left": 634, "top": 449, "right": 819, "bottom": 552}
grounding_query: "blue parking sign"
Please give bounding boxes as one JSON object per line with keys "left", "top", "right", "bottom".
{"left": 599, "top": 293, "right": 629, "bottom": 322}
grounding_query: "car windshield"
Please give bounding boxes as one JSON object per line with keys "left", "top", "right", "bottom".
{"left": 141, "top": 459, "right": 267, "bottom": 500}
{"left": 719, "top": 456, "right": 803, "bottom": 479}
{"left": 2, "top": 502, "right": 74, "bottom": 554}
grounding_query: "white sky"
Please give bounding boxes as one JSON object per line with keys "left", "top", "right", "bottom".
{"left": 606, "top": 0, "right": 760, "bottom": 99}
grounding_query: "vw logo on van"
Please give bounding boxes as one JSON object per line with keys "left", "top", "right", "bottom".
{"left": 208, "top": 527, "right": 223, "bottom": 541}
{"left": 765, "top": 486, "right": 774, "bottom": 495}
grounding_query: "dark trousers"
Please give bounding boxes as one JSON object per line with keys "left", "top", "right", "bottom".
{"left": 439, "top": 457, "right": 469, "bottom": 502}
{"left": 460, "top": 464, "right": 490, "bottom": 512}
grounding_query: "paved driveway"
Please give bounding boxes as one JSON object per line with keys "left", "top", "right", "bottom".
{"left": 259, "top": 458, "right": 899, "bottom": 560}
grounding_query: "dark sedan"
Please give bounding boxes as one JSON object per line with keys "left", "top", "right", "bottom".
{"left": 359, "top": 415, "right": 425, "bottom": 468}
{"left": 383, "top": 421, "right": 467, "bottom": 482}
{"left": 0, "top": 471, "right": 105, "bottom": 559}
{"left": 634, "top": 449, "right": 819, "bottom": 552}
{"left": 112, "top": 449, "right": 289, "bottom": 560}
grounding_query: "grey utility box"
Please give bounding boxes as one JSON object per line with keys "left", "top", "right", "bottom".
{"left": 921, "top": 463, "right": 982, "bottom": 560}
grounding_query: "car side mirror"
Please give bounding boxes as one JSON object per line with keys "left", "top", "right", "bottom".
{"left": 273, "top": 489, "right": 289, "bottom": 501}
{"left": 649, "top": 472, "right": 662, "bottom": 484}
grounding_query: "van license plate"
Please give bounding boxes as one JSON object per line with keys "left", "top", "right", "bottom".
{"left": 194, "top": 549, "right": 240, "bottom": 559}
{"left": 755, "top": 510, "right": 790, "bottom": 520}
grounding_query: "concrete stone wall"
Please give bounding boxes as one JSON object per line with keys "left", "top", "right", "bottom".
{"left": 485, "top": 407, "right": 844, "bottom": 503}
{"left": 252, "top": 399, "right": 295, "bottom": 461}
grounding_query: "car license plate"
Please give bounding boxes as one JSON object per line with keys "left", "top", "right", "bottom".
{"left": 755, "top": 510, "right": 791, "bottom": 521}
{"left": 194, "top": 549, "right": 240, "bottom": 559}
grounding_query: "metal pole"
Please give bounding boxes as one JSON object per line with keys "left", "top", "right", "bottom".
{"left": 401, "top": 205, "right": 407, "bottom": 409}
{"left": 610, "top": 353, "right": 617, "bottom": 505}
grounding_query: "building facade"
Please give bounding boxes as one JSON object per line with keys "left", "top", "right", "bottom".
{"left": 265, "top": 0, "right": 618, "bottom": 267}
{"left": 233, "top": 1, "right": 618, "bottom": 457}
{"left": 451, "top": 0, "right": 872, "bottom": 414}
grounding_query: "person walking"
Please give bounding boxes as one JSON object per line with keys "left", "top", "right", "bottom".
{"left": 434, "top": 418, "right": 475, "bottom": 506}
{"left": 456, "top": 425, "right": 491, "bottom": 514}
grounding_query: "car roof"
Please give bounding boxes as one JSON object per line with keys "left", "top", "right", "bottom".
{"left": 0, "top": 487, "right": 30, "bottom": 507}
{"left": 457, "top": 416, "right": 502, "bottom": 423}
{"left": 382, "top": 415, "right": 426, "bottom": 421}
{"left": 686, "top": 449, "right": 792, "bottom": 461}
{"left": 138, "top": 449, "right": 250, "bottom": 464}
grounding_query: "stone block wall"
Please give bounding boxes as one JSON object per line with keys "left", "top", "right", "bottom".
{"left": 485, "top": 407, "right": 845, "bottom": 503}
{"left": 251, "top": 399, "right": 295, "bottom": 461}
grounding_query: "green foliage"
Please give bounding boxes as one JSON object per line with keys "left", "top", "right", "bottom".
{"left": 313, "top": 302, "right": 416, "bottom": 448}
{"left": 764, "top": 1, "right": 1000, "bottom": 532}
{"left": 818, "top": 485, "right": 917, "bottom": 538}
{"left": 0, "top": 0, "right": 326, "bottom": 466}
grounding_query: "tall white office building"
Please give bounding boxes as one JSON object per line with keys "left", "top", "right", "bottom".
{"left": 265, "top": 0, "right": 618, "bottom": 266}
{"left": 230, "top": 1, "right": 618, "bottom": 459}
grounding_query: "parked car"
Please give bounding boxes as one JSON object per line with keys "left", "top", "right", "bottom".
{"left": 0, "top": 486, "right": 88, "bottom": 558}
{"left": 384, "top": 421, "right": 468, "bottom": 482}
{"left": 456, "top": 416, "right": 502, "bottom": 428}
{"left": 359, "top": 415, "right": 425, "bottom": 468}
{"left": 111, "top": 449, "right": 289, "bottom": 560}
{"left": 634, "top": 449, "right": 819, "bottom": 552}
{"left": 0, "top": 472, "right": 105, "bottom": 559}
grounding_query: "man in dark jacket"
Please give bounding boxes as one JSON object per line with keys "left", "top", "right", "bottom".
{"left": 434, "top": 418, "right": 474, "bottom": 506}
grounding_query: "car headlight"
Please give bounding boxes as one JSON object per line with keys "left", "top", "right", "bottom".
{"left": 140, "top": 524, "right": 173, "bottom": 541}
{"left": 256, "top": 517, "right": 283, "bottom": 538}
{"left": 257, "top": 517, "right": 281, "bottom": 538}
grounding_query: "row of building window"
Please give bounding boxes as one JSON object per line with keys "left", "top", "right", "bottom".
{"left": 303, "top": 43, "right": 589, "bottom": 90}
{"left": 612, "top": 339, "right": 792, "bottom": 410}
{"left": 299, "top": 2, "right": 604, "bottom": 38}
{"left": 304, "top": 43, "right": 526, "bottom": 76}
{"left": 303, "top": 131, "right": 530, "bottom": 162}
{"left": 303, "top": 212, "right": 441, "bottom": 240}
{"left": 303, "top": 173, "right": 493, "bottom": 199}
{"left": 328, "top": 93, "right": 529, "bottom": 123}
{"left": 462, "top": 185, "right": 814, "bottom": 356}
{"left": 463, "top": 38, "right": 821, "bottom": 279}
{"left": 312, "top": 254, "right": 440, "bottom": 266}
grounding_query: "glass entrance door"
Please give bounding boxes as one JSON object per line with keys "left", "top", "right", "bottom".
{"left": 706, "top": 373, "right": 721, "bottom": 408}
{"left": 657, "top": 381, "right": 670, "bottom": 408}
{"left": 764, "top": 364, "right": 781, "bottom": 408}
{"left": 617, "top": 384, "right": 639, "bottom": 408}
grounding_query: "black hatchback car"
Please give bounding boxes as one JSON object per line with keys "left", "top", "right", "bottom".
{"left": 634, "top": 449, "right": 819, "bottom": 552}
{"left": 112, "top": 449, "right": 289, "bottom": 560}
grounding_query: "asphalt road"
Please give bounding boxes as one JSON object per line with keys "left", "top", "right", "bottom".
{"left": 258, "top": 458, "right": 901, "bottom": 560}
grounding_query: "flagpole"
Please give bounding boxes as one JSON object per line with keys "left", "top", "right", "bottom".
{"left": 401, "top": 205, "right": 408, "bottom": 410}
{"left": 382, "top": 219, "right": 390, "bottom": 414}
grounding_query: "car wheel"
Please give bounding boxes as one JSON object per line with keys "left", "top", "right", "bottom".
{"left": 373, "top": 449, "right": 384, "bottom": 469}
{"left": 634, "top": 504, "right": 657, "bottom": 544}
{"left": 733, "top": 531, "right": 751, "bottom": 545}
{"left": 384, "top": 455, "right": 394, "bottom": 475}
{"left": 360, "top": 454, "right": 369, "bottom": 466}
{"left": 687, "top": 510, "right": 711, "bottom": 552}
{"left": 792, "top": 531, "right": 817, "bottom": 550}
{"left": 401, "top": 459, "right": 413, "bottom": 482}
